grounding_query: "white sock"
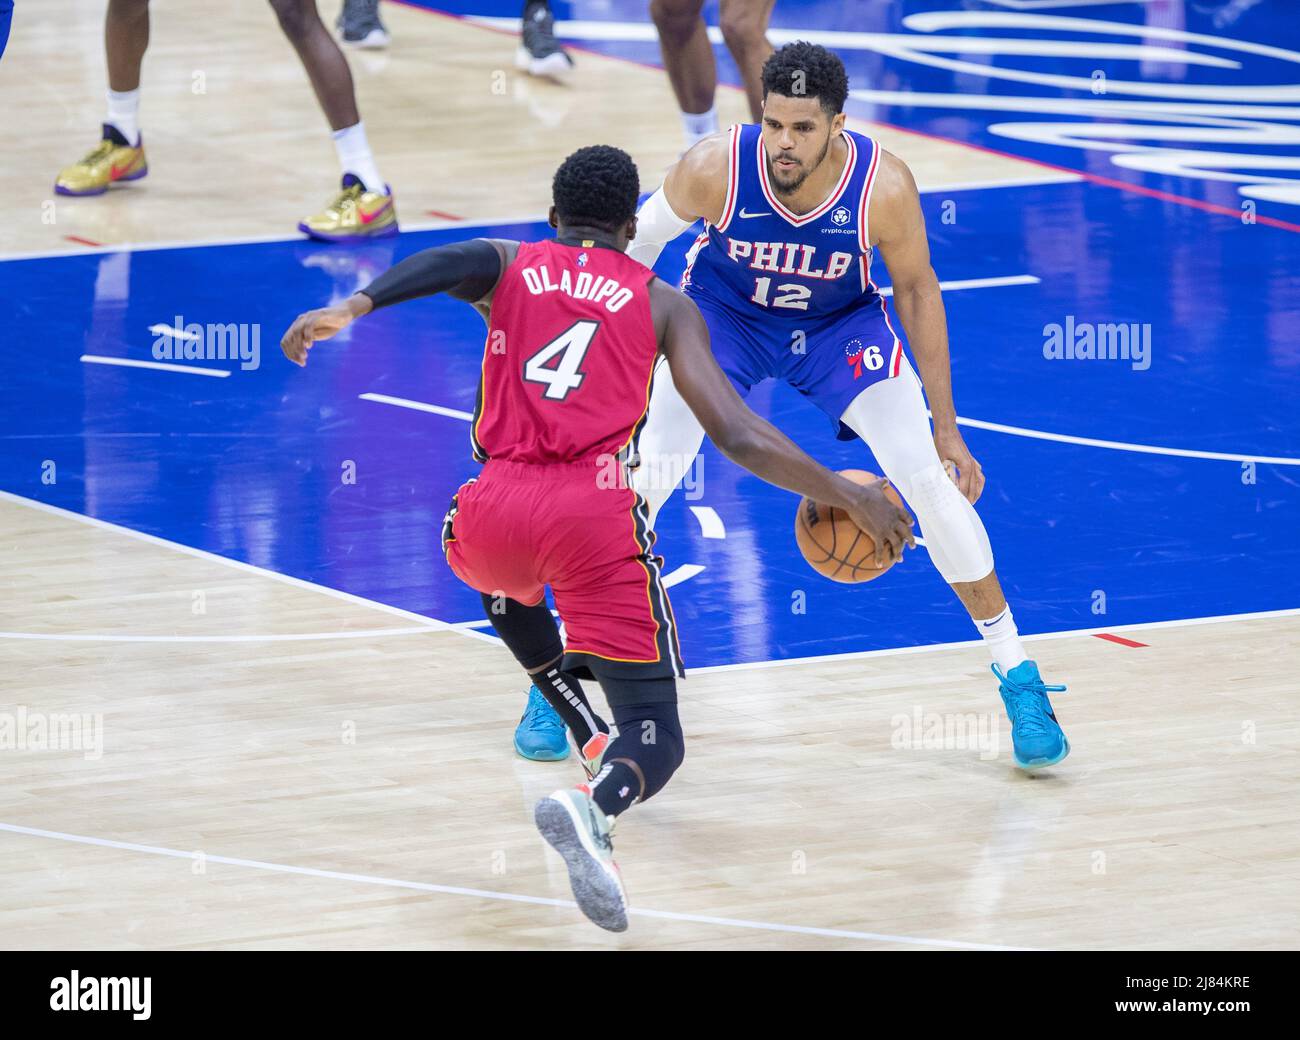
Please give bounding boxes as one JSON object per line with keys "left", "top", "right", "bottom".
{"left": 681, "top": 104, "right": 718, "bottom": 148}
{"left": 332, "top": 121, "right": 386, "bottom": 194}
{"left": 975, "top": 605, "right": 1028, "bottom": 673}
{"left": 106, "top": 88, "right": 141, "bottom": 147}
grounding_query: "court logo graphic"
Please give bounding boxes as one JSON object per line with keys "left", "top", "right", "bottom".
{"left": 50, "top": 971, "right": 151, "bottom": 1020}
{"left": 151, "top": 316, "right": 261, "bottom": 371}
{"left": 1042, "top": 315, "right": 1151, "bottom": 371}
{"left": 831, "top": 205, "right": 851, "bottom": 226}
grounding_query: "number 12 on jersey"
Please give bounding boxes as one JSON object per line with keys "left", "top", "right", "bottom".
{"left": 751, "top": 277, "right": 811, "bottom": 311}
{"left": 522, "top": 320, "right": 600, "bottom": 401}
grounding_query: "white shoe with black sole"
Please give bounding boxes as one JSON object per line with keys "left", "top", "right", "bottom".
{"left": 535, "top": 787, "right": 628, "bottom": 932}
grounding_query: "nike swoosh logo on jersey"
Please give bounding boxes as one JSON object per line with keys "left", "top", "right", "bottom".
{"left": 738, "top": 208, "right": 772, "bottom": 218}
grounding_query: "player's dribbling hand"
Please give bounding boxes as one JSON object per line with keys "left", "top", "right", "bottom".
{"left": 934, "top": 425, "right": 985, "bottom": 504}
{"left": 847, "top": 479, "right": 916, "bottom": 568}
{"left": 280, "top": 304, "right": 356, "bottom": 367}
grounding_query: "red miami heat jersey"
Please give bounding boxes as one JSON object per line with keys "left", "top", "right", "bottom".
{"left": 471, "top": 239, "right": 659, "bottom": 466}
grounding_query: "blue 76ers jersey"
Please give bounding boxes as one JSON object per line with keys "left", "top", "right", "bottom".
{"left": 678, "top": 123, "right": 910, "bottom": 438}
{"left": 682, "top": 123, "right": 890, "bottom": 325}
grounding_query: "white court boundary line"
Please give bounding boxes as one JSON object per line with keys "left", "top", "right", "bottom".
{"left": 80, "top": 355, "right": 230, "bottom": 378}
{"left": 360, "top": 387, "right": 1300, "bottom": 466}
{"left": 3, "top": 492, "right": 1296, "bottom": 663}
{"left": 947, "top": 415, "right": 1300, "bottom": 466}
{"left": 878, "top": 274, "right": 1038, "bottom": 295}
{"left": 0, "top": 821, "right": 1032, "bottom": 950}
{"left": 690, "top": 606, "right": 1300, "bottom": 675}
{"left": 984, "top": 0, "right": 1161, "bottom": 11}
{"left": 445, "top": 606, "right": 1300, "bottom": 660}
{"left": 0, "top": 183, "right": 1076, "bottom": 264}
{"left": 0, "top": 214, "right": 547, "bottom": 264}
{"left": 147, "top": 323, "right": 203, "bottom": 341}
{"left": 0, "top": 627, "right": 436, "bottom": 644}
{"left": 359, "top": 392, "right": 474, "bottom": 420}
{"left": 0, "top": 490, "right": 497, "bottom": 646}
{"left": 919, "top": 173, "right": 1082, "bottom": 192}
{"left": 470, "top": 17, "right": 1183, "bottom": 67}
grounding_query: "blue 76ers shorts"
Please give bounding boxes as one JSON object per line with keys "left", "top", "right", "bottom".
{"left": 687, "top": 286, "right": 912, "bottom": 441}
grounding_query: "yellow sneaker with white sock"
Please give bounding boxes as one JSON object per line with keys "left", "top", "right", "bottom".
{"left": 298, "top": 174, "right": 398, "bottom": 242}
{"left": 54, "top": 125, "right": 148, "bottom": 197}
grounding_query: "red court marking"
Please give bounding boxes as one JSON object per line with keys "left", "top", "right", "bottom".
{"left": 392, "top": 2, "right": 1300, "bottom": 236}
{"left": 1092, "top": 632, "right": 1149, "bottom": 648}
{"left": 426, "top": 209, "right": 463, "bottom": 221}
{"left": 63, "top": 235, "right": 104, "bottom": 247}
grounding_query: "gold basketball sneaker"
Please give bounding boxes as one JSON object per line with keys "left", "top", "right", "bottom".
{"left": 54, "top": 125, "right": 148, "bottom": 196}
{"left": 299, "top": 175, "right": 399, "bottom": 242}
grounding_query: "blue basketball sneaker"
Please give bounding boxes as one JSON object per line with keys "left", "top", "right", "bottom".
{"left": 514, "top": 684, "right": 570, "bottom": 761}
{"left": 993, "top": 661, "right": 1069, "bottom": 770}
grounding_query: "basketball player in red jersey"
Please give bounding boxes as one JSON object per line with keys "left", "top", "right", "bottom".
{"left": 280, "top": 146, "right": 913, "bottom": 931}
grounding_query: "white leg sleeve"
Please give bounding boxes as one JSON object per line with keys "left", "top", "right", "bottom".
{"left": 839, "top": 359, "right": 994, "bottom": 585}
{"left": 630, "top": 356, "right": 706, "bottom": 528}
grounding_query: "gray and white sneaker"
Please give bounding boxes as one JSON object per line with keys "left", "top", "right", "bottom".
{"left": 337, "top": 0, "right": 390, "bottom": 49}
{"left": 516, "top": 1, "right": 575, "bottom": 82}
{"left": 535, "top": 787, "right": 627, "bottom": 932}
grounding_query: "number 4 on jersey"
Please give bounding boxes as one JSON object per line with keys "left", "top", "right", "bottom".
{"left": 523, "top": 320, "right": 599, "bottom": 401}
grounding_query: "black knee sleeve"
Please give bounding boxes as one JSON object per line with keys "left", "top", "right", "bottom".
{"left": 481, "top": 593, "right": 562, "bottom": 671}
{"left": 608, "top": 700, "right": 685, "bottom": 802}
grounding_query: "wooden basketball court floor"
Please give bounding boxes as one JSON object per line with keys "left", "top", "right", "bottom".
{"left": 2, "top": 1, "right": 1298, "bottom": 949}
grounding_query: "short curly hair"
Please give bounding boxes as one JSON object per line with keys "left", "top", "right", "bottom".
{"left": 761, "top": 42, "right": 849, "bottom": 118}
{"left": 551, "top": 145, "right": 641, "bottom": 233}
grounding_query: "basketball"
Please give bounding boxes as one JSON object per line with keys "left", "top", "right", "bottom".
{"left": 794, "top": 469, "right": 906, "bottom": 583}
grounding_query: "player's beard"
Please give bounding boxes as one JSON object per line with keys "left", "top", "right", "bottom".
{"left": 766, "top": 131, "right": 832, "bottom": 196}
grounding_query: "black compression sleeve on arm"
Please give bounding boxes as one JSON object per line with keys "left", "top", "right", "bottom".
{"left": 358, "top": 239, "right": 503, "bottom": 310}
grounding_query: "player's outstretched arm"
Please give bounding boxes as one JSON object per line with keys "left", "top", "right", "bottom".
{"left": 656, "top": 285, "right": 915, "bottom": 565}
{"left": 279, "top": 239, "right": 514, "bottom": 367}
{"left": 626, "top": 133, "right": 730, "bottom": 270}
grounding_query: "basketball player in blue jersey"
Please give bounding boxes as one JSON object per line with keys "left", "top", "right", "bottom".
{"left": 516, "top": 41, "right": 1069, "bottom": 770}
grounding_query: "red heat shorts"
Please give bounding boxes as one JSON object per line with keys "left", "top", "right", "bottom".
{"left": 442, "top": 459, "right": 684, "bottom": 679}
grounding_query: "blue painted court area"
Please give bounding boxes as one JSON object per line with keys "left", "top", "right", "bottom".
{"left": 3, "top": 164, "right": 1297, "bottom": 666}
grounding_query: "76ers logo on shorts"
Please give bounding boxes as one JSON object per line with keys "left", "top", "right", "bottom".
{"left": 831, "top": 206, "right": 851, "bottom": 226}
{"left": 845, "top": 338, "right": 865, "bottom": 378}
{"left": 845, "top": 339, "right": 884, "bottom": 379}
